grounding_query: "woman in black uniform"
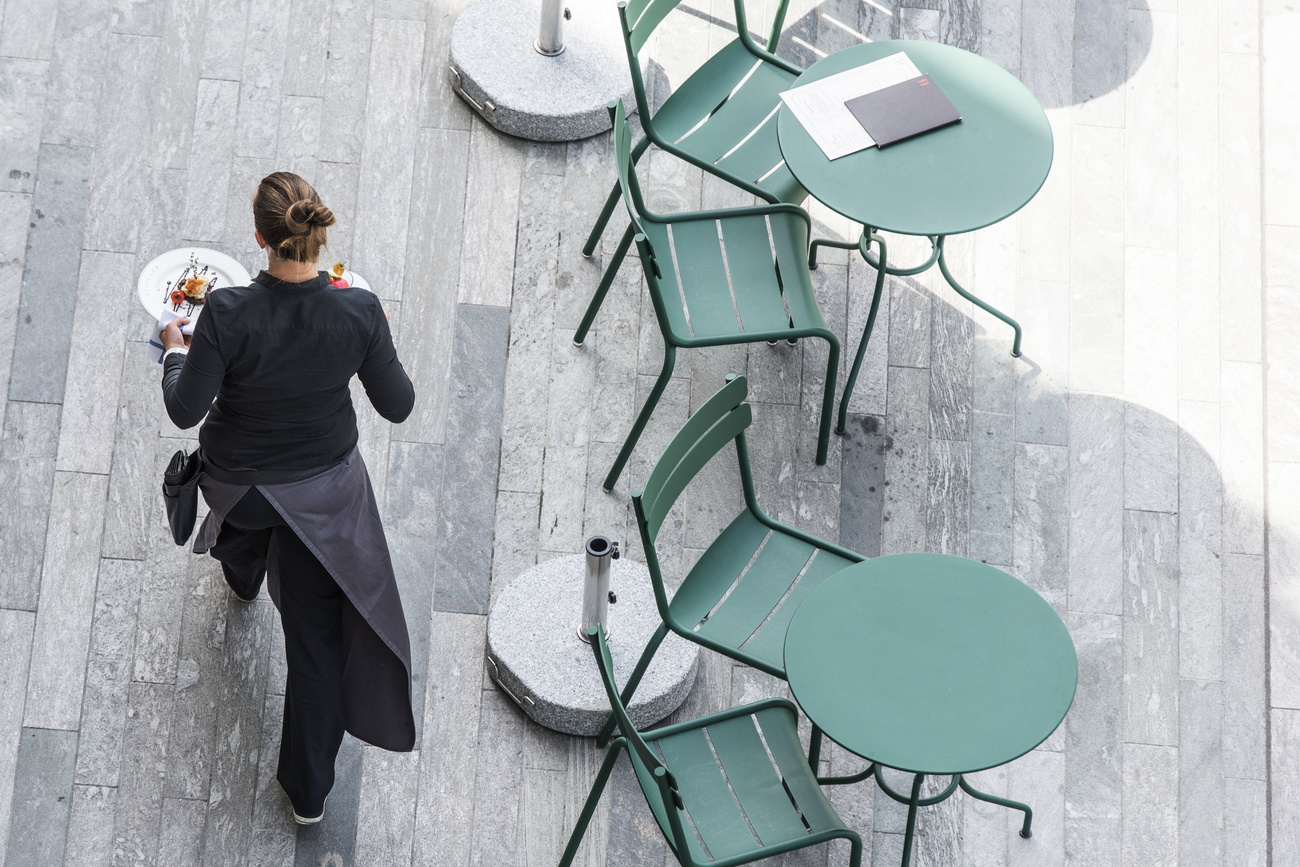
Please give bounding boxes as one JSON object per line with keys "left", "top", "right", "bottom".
{"left": 159, "top": 171, "right": 416, "bottom": 824}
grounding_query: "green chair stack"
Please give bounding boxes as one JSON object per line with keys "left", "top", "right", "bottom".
{"left": 577, "top": 100, "right": 841, "bottom": 492}
{"left": 559, "top": 627, "right": 864, "bottom": 867}
{"left": 582, "top": 0, "right": 808, "bottom": 292}
{"left": 593, "top": 374, "right": 863, "bottom": 753}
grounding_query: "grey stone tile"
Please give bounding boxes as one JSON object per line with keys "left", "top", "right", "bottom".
{"left": 292, "top": 735, "right": 361, "bottom": 867}
{"left": 1066, "top": 394, "right": 1123, "bottom": 614}
{"left": 249, "top": 827, "right": 295, "bottom": 866}
{"left": 197, "top": 0, "right": 247, "bottom": 79}
{"left": 1123, "top": 405, "right": 1178, "bottom": 514}
{"left": 0, "top": 192, "right": 30, "bottom": 406}
{"left": 273, "top": 96, "right": 322, "bottom": 183}
{"left": 233, "top": 0, "right": 290, "bottom": 160}
{"left": 1224, "top": 778, "right": 1266, "bottom": 867}
{"left": 926, "top": 438, "right": 969, "bottom": 556}
{"left": 5, "top": 728, "right": 77, "bottom": 867}
{"left": 559, "top": 737, "right": 610, "bottom": 867}
{"left": 881, "top": 365, "right": 928, "bottom": 555}
{"left": 282, "top": 0, "right": 332, "bottom": 98}
{"left": 8, "top": 144, "right": 92, "bottom": 403}
{"left": 385, "top": 441, "right": 446, "bottom": 735}
{"left": 1269, "top": 466, "right": 1300, "bottom": 700}
{"left": 581, "top": 441, "right": 631, "bottom": 559}
{"left": 63, "top": 785, "right": 116, "bottom": 867}
{"left": 1223, "top": 553, "right": 1265, "bottom": 780}
{"left": 1178, "top": 400, "right": 1222, "bottom": 681}
{"left": 0, "top": 0, "right": 58, "bottom": 59}
{"left": 554, "top": 135, "right": 614, "bottom": 333}
{"left": 1017, "top": 16, "right": 1072, "bottom": 282}
{"left": 182, "top": 79, "right": 240, "bottom": 244}
{"left": 418, "top": 0, "right": 473, "bottom": 130}
{"left": 83, "top": 33, "right": 160, "bottom": 254}
{"left": 110, "top": 682, "right": 174, "bottom": 867}
{"left": 0, "top": 401, "right": 59, "bottom": 610}
{"left": 1123, "top": 9, "right": 1177, "bottom": 246}
{"left": 1071, "top": 0, "right": 1126, "bottom": 127}
{"left": 972, "top": 335, "right": 1015, "bottom": 417}
{"left": 959, "top": 766, "right": 1008, "bottom": 867}
{"left": 539, "top": 446, "right": 591, "bottom": 556}
{"left": 75, "top": 558, "right": 144, "bottom": 787}
{"left": 1220, "top": 361, "right": 1264, "bottom": 555}
{"left": 1219, "top": 52, "right": 1261, "bottom": 365}
{"left": 147, "top": 0, "right": 205, "bottom": 171}
{"left": 1062, "top": 613, "right": 1119, "bottom": 867}
{"left": 929, "top": 294, "right": 972, "bottom": 442}
{"left": 969, "top": 409, "right": 1012, "bottom": 567}
{"left": 434, "top": 305, "right": 509, "bottom": 615}
{"left": 1067, "top": 125, "right": 1124, "bottom": 395}
{"left": 396, "top": 127, "right": 471, "bottom": 445}
{"left": 157, "top": 798, "right": 207, "bottom": 867}
{"left": 354, "top": 747, "right": 420, "bottom": 865}
{"left": 0, "top": 609, "right": 35, "bottom": 857}
{"left": 312, "top": 160, "right": 359, "bottom": 268}
{"left": 319, "top": 0, "right": 374, "bottom": 164}
{"left": 163, "top": 558, "right": 229, "bottom": 801}
{"left": 1176, "top": 125, "right": 1220, "bottom": 405}
{"left": 490, "top": 489, "right": 540, "bottom": 611}
{"left": 412, "top": 612, "right": 486, "bottom": 866}
{"left": 886, "top": 277, "right": 930, "bottom": 369}
{"left": 132, "top": 442, "right": 194, "bottom": 684}
{"left": 1012, "top": 281, "right": 1070, "bottom": 447}
{"left": 1266, "top": 227, "right": 1300, "bottom": 462}
{"left": 843, "top": 254, "right": 891, "bottom": 418}
{"left": 24, "top": 472, "right": 109, "bottom": 731}
{"left": 137, "top": 167, "right": 187, "bottom": 272}
{"left": 1012, "top": 443, "right": 1068, "bottom": 611}
{"left": 251, "top": 693, "right": 288, "bottom": 829}
{"left": 604, "top": 751, "right": 665, "bottom": 867}
{"left": 0, "top": 58, "right": 49, "bottom": 194}
{"left": 466, "top": 689, "right": 524, "bottom": 866}
{"left": 1005, "top": 749, "right": 1063, "bottom": 867}
{"left": 1122, "top": 247, "right": 1178, "bottom": 422}
{"left": 110, "top": 0, "right": 164, "bottom": 35}
{"left": 103, "top": 354, "right": 164, "bottom": 561}
{"left": 56, "top": 251, "right": 134, "bottom": 474}
{"left": 458, "top": 118, "right": 527, "bottom": 307}
{"left": 1120, "top": 509, "right": 1178, "bottom": 746}
{"left": 525, "top": 770, "right": 571, "bottom": 866}
{"left": 839, "top": 413, "right": 885, "bottom": 559}
{"left": 1178, "top": 680, "right": 1223, "bottom": 867}
{"left": 1119, "top": 744, "right": 1177, "bottom": 867}
{"left": 221, "top": 156, "right": 273, "bottom": 264}
{"left": 352, "top": 16, "right": 426, "bottom": 302}
{"left": 746, "top": 399, "right": 802, "bottom": 526}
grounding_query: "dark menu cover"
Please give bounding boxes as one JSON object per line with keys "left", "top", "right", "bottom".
{"left": 844, "top": 75, "right": 962, "bottom": 148}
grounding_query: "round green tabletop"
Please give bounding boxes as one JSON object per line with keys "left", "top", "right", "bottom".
{"left": 776, "top": 41, "right": 1054, "bottom": 237}
{"left": 783, "top": 553, "right": 1077, "bottom": 775}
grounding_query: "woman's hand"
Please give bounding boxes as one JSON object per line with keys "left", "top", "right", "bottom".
{"left": 162, "top": 318, "right": 192, "bottom": 351}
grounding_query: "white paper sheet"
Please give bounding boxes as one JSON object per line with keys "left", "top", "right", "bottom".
{"left": 780, "top": 52, "right": 922, "bottom": 160}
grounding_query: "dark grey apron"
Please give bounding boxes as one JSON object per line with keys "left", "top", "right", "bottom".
{"left": 193, "top": 447, "right": 416, "bottom": 751}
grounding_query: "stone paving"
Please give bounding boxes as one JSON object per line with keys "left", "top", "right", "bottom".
{"left": 0, "top": 0, "right": 1297, "bottom": 864}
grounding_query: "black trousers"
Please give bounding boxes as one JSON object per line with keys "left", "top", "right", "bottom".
{"left": 211, "top": 487, "right": 362, "bottom": 817}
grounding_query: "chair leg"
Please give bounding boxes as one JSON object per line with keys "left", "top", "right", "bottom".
{"left": 558, "top": 743, "right": 625, "bottom": 867}
{"left": 582, "top": 136, "right": 650, "bottom": 257}
{"left": 836, "top": 232, "right": 887, "bottom": 435}
{"left": 595, "top": 622, "right": 669, "bottom": 747}
{"left": 603, "top": 344, "right": 676, "bottom": 492}
{"left": 574, "top": 223, "right": 635, "bottom": 346}
{"left": 815, "top": 332, "right": 840, "bottom": 465}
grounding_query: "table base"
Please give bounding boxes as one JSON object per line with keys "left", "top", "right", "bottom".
{"left": 815, "top": 760, "right": 1033, "bottom": 867}
{"left": 810, "top": 230, "right": 1024, "bottom": 435}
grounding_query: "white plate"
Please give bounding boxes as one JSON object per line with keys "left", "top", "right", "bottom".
{"left": 137, "top": 247, "right": 252, "bottom": 321}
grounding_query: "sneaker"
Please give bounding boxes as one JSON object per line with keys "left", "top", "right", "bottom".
{"left": 292, "top": 795, "right": 326, "bottom": 825}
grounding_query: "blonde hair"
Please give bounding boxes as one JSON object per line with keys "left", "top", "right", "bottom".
{"left": 252, "top": 171, "right": 336, "bottom": 264}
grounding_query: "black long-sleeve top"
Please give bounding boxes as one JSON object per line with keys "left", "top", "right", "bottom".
{"left": 162, "top": 272, "right": 414, "bottom": 473}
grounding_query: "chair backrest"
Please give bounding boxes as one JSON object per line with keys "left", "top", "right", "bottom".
{"left": 587, "top": 628, "right": 690, "bottom": 846}
{"left": 633, "top": 375, "right": 756, "bottom": 615}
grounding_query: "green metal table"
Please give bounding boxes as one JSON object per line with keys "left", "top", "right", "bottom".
{"left": 783, "top": 553, "right": 1077, "bottom": 867}
{"left": 776, "top": 41, "right": 1053, "bottom": 432}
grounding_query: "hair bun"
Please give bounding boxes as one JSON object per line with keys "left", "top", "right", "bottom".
{"left": 285, "top": 199, "right": 336, "bottom": 234}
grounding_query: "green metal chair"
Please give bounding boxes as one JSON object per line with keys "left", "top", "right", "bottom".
{"left": 579, "top": 100, "right": 840, "bottom": 491}
{"left": 559, "top": 627, "right": 863, "bottom": 867}
{"left": 580, "top": 0, "right": 808, "bottom": 337}
{"left": 593, "top": 374, "right": 863, "bottom": 752}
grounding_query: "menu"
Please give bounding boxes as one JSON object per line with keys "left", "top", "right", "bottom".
{"left": 780, "top": 52, "right": 923, "bottom": 159}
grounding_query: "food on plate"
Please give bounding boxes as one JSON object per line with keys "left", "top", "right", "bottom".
{"left": 171, "top": 288, "right": 185, "bottom": 307}
{"left": 329, "top": 261, "right": 350, "bottom": 288}
{"left": 180, "top": 252, "right": 213, "bottom": 305}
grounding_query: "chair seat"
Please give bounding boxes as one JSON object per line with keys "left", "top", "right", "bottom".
{"left": 652, "top": 39, "right": 806, "bottom": 204}
{"left": 632, "top": 704, "right": 847, "bottom": 862}
{"left": 668, "top": 509, "right": 857, "bottom": 675}
{"left": 642, "top": 210, "right": 828, "bottom": 343}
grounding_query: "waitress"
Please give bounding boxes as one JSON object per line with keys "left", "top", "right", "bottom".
{"left": 159, "top": 171, "right": 415, "bottom": 824}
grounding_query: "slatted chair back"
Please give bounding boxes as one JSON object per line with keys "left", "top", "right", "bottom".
{"left": 632, "top": 375, "right": 755, "bottom": 614}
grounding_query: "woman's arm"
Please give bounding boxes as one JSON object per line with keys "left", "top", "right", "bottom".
{"left": 357, "top": 298, "right": 415, "bottom": 423}
{"left": 161, "top": 305, "right": 225, "bottom": 429}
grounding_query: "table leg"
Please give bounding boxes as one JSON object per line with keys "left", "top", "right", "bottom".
{"left": 935, "top": 235, "right": 1023, "bottom": 357}
{"left": 836, "top": 231, "right": 887, "bottom": 434}
{"left": 900, "top": 773, "right": 924, "bottom": 867}
{"left": 957, "top": 773, "right": 1034, "bottom": 838}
